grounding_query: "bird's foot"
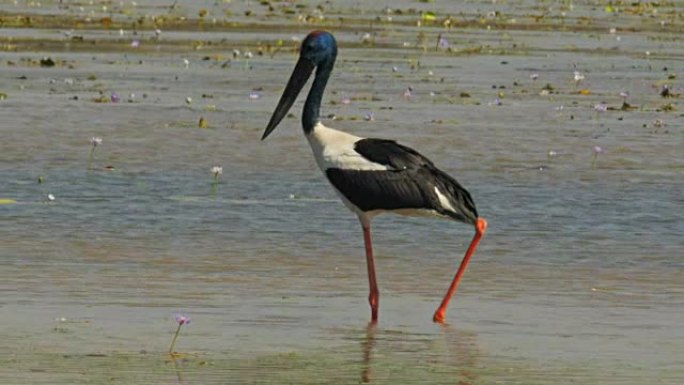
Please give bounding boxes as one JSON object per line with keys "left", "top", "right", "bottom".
{"left": 370, "top": 307, "right": 378, "bottom": 324}
{"left": 368, "top": 293, "right": 379, "bottom": 323}
{"left": 432, "top": 310, "right": 447, "bottom": 324}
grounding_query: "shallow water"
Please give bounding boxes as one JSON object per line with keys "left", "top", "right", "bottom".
{"left": 1, "top": 0, "right": 683, "bottom": 384}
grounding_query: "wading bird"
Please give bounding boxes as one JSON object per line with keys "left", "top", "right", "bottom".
{"left": 262, "top": 31, "right": 487, "bottom": 324}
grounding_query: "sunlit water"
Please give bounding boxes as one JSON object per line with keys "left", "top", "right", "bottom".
{"left": 1, "top": 0, "right": 683, "bottom": 384}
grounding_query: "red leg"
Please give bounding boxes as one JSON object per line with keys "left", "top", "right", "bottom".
{"left": 433, "top": 218, "right": 487, "bottom": 323}
{"left": 362, "top": 224, "right": 379, "bottom": 324}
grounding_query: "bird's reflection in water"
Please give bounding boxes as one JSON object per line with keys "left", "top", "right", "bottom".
{"left": 359, "top": 322, "right": 480, "bottom": 384}
{"left": 436, "top": 323, "right": 481, "bottom": 385}
{"left": 361, "top": 322, "right": 377, "bottom": 383}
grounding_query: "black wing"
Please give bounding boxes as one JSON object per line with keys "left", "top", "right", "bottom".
{"left": 354, "top": 138, "right": 434, "bottom": 170}
{"left": 327, "top": 138, "right": 478, "bottom": 224}
{"left": 326, "top": 167, "right": 433, "bottom": 212}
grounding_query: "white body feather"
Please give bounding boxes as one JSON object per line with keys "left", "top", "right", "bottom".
{"left": 306, "top": 122, "right": 452, "bottom": 224}
{"left": 306, "top": 122, "right": 389, "bottom": 172}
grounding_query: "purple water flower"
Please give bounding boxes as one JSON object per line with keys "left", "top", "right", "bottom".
{"left": 131, "top": 39, "right": 140, "bottom": 48}
{"left": 91, "top": 137, "right": 102, "bottom": 147}
{"left": 436, "top": 34, "right": 449, "bottom": 50}
{"left": 248, "top": 91, "right": 261, "bottom": 100}
{"left": 175, "top": 314, "right": 190, "bottom": 325}
{"left": 340, "top": 96, "right": 351, "bottom": 105}
{"left": 364, "top": 111, "right": 375, "bottom": 121}
{"left": 593, "top": 103, "right": 607, "bottom": 113}
{"left": 169, "top": 314, "right": 191, "bottom": 354}
{"left": 488, "top": 96, "right": 502, "bottom": 106}
{"left": 110, "top": 92, "right": 120, "bottom": 103}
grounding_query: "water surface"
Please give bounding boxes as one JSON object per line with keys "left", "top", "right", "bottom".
{"left": 1, "top": 0, "right": 683, "bottom": 383}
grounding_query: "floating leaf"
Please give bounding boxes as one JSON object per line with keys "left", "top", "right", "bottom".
{"left": 421, "top": 12, "right": 437, "bottom": 22}
{"left": 0, "top": 198, "right": 17, "bottom": 204}
{"left": 578, "top": 89, "right": 591, "bottom": 95}
{"left": 40, "top": 57, "right": 55, "bottom": 67}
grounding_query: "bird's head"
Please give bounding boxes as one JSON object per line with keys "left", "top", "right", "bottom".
{"left": 261, "top": 31, "right": 337, "bottom": 140}
{"left": 298, "top": 30, "right": 337, "bottom": 68}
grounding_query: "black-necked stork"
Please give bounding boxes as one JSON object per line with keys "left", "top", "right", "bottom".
{"left": 262, "top": 31, "right": 487, "bottom": 324}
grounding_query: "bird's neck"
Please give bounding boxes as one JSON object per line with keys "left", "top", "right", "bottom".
{"left": 302, "top": 60, "right": 333, "bottom": 135}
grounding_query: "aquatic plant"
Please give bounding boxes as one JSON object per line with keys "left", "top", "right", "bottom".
{"left": 169, "top": 314, "right": 190, "bottom": 354}
{"left": 211, "top": 166, "right": 223, "bottom": 194}
{"left": 591, "top": 145, "right": 605, "bottom": 169}
{"left": 619, "top": 91, "right": 636, "bottom": 110}
{"left": 243, "top": 50, "right": 253, "bottom": 71}
{"left": 88, "top": 137, "right": 102, "bottom": 169}
{"left": 360, "top": 32, "right": 372, "bottom": 45}
{"left": 249, "top": 91, "right": 261, "bottom": 100}
{"left": 403, "top": 86, "right": 413, "bottom": 100}
{"left": 211, "top": 166, "right": 223, "bottom": 182}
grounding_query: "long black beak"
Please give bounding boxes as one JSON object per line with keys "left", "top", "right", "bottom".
{"left": 262, "top": 57, "right": 316, "bottom": 140}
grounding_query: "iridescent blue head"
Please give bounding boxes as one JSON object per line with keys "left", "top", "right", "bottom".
{"left": 262, "top": 31, "right": 338, "bottom": 140}
{"left": 299, "top": 31, "right": 337, "bottom": 68}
